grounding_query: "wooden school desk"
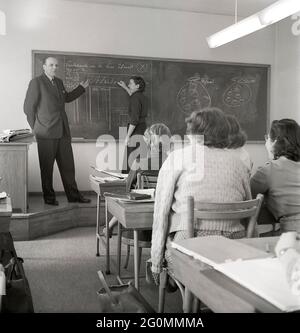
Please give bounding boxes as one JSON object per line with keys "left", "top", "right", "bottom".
{"left": 89, "top": 175, "right": 126, "bottom": 256}
{"left": 0, "top": 197, "right": 12, "bottom": 310}
{"left": 105, "top": 197, "right": 154, "bottom": 290}
{"left": 0, "top": 197, "right": 12, "bottom": 233}
{"left": 170, "top": 237, "right": 296, "bottom": 313}
{"left": 0, "top": 142, "right": 31, "bottom": 213}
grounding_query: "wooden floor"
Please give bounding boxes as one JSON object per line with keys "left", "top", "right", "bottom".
{"left": 10, "top": 192, "right": 101, "bottom": 241}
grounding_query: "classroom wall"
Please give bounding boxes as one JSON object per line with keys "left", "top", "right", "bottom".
{"left": 0, "top": 0, "right": 275, "bottom": 192}
{"left": 274, "top": 15, "right": 300, "bottom": 123}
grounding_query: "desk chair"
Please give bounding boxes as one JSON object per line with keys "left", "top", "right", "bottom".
{"left": 158, "top": 193, "right": 264, "bottom": 313}
{"left": 117, "top": 174, "right": 158, "bottom": 277}
{"left": 137, "top": 174, "right": 158, "bottom": 189}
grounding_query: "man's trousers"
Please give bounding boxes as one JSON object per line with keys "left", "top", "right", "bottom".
{"left": 36, "top": 135, "right": 80, "bottom": 202}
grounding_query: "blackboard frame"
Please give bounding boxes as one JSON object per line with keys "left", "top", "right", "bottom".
{"left": 32, "top": 50, "right": 271, "bottom": 143}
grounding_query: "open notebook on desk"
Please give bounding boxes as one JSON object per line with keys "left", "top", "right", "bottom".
{"left": 171, "top": 236, "right": 271, "bottom": 267}
{"left": 215, "top": 258, "right": 300, "bottom": 312}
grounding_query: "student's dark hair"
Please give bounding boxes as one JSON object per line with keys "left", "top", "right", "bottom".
{"left": 269, "top": 118, "right": 300, "bottom": 162}
{"left": 130, "top": 76, "right": 146, "bottom": 92}
{"left": 226, "top": 114, "right": 247, "bottom": 148}
{"left": 185, "top": 107, "right": 229, "bottom": 148}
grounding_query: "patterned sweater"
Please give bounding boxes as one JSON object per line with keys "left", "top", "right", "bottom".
{"left": 150, "top": 144, "right": 251, "bottom": 274}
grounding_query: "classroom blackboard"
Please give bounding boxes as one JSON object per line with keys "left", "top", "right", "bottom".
{"left": 33, "top": 50, "right": 270, "bottom": 141}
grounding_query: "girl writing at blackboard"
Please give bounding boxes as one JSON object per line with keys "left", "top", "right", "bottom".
{"left": 117, "top": 76, "right": 148, "bottom": 173}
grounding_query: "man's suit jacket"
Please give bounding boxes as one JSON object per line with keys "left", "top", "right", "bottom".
{"left": 24, "top": 74, "right": 85, "bottom": 139}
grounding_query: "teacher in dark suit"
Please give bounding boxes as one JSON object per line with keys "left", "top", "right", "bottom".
{"left": 24, "top": 56, "right": 90, "bottom": 205}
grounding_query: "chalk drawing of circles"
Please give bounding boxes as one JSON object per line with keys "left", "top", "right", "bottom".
{"left": 223, "top": 83, "right": 252, "bottom": 108}
{"left": 177, "top": 78, "right": 211, "bottom": 114}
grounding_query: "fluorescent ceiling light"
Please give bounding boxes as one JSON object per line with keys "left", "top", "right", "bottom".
{"left": 0, "top": 10, "right": 6, "bottom": 35}
{"left": 207, "top": 14, "right": 264, "bottom": 48}
{"left": 259, "top": 0, "right": 300, "bottom": 25}
{"left": 207, "top": 0, "right": 300, "bottom": 48}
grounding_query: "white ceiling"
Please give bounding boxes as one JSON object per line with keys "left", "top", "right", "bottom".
{"left": 63, "top": 0, "right": 278, "bottom": 17}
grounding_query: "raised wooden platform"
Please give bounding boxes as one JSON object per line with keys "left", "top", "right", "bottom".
{"left": 10, "top": 193, "right": 106, "bottom": 241}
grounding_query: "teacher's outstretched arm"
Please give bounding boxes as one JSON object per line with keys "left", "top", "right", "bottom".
{"left": 63, "top": 79, "right": 89, "bottom": 103}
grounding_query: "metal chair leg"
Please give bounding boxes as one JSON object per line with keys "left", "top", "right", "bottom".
{"left": 183, "top": 289, "right": 193, "bottom": 313}
{"left": 123, "top": 245, "right": 130, "bottom": 269}
{"left": 133, "top": 230, "right": 140, "bottom": 290}
{"left": 192, "top": 297, "right": 200, "bottom": 313}
{"left": 96, "top": 194, "right": 101, "bottom": 257}
{"left": 158, "top": 269, "right": 167, "bottom": 313}
{"left": 138, "top": 247, "right": 142, "bottom": 275}
{"left": 117, "top": 222, "right": 122, "bottom": 277}
{"left": 105, "top": 198, "right": 110, "bottom": 274}
{"left": 96, "top": 238, "right": 100, "bottom": 257}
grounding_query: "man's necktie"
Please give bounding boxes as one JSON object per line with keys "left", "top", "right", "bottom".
{"left": 51, "top": 79, "right": 59, "bottom": 97}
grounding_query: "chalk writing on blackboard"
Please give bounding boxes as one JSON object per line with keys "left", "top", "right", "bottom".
{"left": 33, "top": 51, "right": 269, "bottom": 141}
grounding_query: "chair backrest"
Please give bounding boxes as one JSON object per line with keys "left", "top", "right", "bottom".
{"left": 186, "top": 194, "right": 264, "bottom": 239}
{"left": 137, "top": 173, "right": 158, "bottom": 189}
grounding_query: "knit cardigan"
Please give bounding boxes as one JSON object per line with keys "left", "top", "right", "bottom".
{"left": 150, "top": 144, "right": 251, "bottom": 274}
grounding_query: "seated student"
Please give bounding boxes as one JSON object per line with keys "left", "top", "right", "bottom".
{"left": 226, "top": 114, "right": 253, "bottom": 173}
{"left": 251, "top": 119, "right": 300, "bottom": 231}
{"left": 125, "top": 123, "right": 172, "bottom": 191}
{"left": 104, "top": 123, "right": 172, "bottom": 237}
{"left": 150, "top": 108, "right": 251, "bottom": 283}
{"left": 275, "top": 232, "right": 300, "bottom": 296}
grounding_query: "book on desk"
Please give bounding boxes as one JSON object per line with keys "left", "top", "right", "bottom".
{"left": 172, "top": 236, "right": 300, "bottom": 312}
{"left": 103, "top": 189, "right": 155, "bottom": 202}
{"left": 0, "top": 129, "right": 33, "bottom": 143}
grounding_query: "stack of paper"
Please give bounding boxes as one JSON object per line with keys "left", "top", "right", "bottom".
{"left": 0, "top": 192, "right": 7, "bottom": 200}
{"left": 0, "top": 129, "right": 33, "bottom": 142}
